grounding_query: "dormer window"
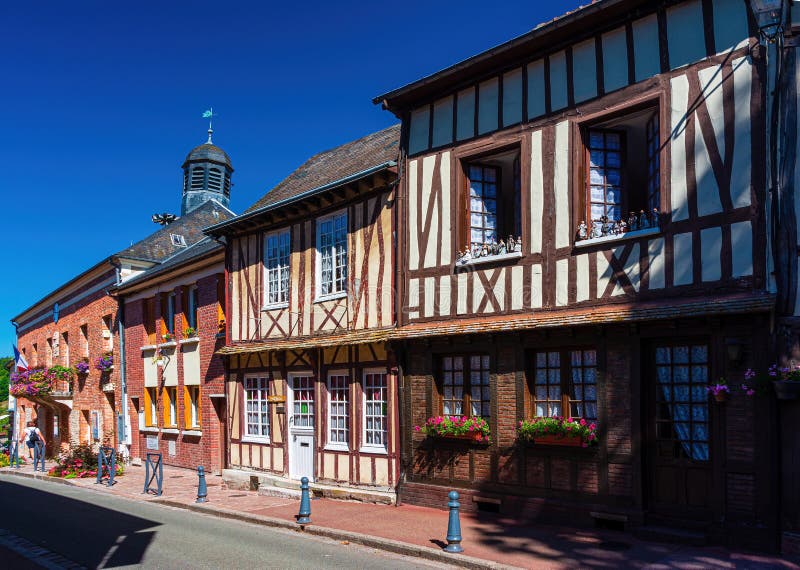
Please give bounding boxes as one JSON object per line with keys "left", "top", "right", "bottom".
{"left": 170, "top": 234, "right": 187, "bottom": 247}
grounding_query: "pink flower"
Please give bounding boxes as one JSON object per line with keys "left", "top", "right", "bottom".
{"left": 579, "top": 418, "right": 586, "bottom": 426}
{"left": 414, "top": 426, "right": 420, "bottom": 432}
{"left": 566, "top": 417, "right": 573, "bottom": 423}
{"left": 589, "top": 423, "right": 596, "bottom": 430}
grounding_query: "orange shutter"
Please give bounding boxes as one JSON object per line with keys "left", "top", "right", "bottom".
{"left": 144, "top": 389, "right": 152, "bottom": 427}
{"left": 183, "top": 387, "right": 191, "bottom": 429}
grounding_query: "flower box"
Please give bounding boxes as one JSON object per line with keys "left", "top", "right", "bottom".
{"left": 532, "top": 434, "right": 584, "bottom": 447}
{"left": 414, "top": 416, "right": 491, "bottom": 444}
{"left": 438, "top": 433, "right": 489, "bottom": 444}
{"left": 773, "top": 380, "right": 800, "bottom": 400}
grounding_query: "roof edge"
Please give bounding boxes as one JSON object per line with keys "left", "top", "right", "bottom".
{"left": 204, "top": 161, "right": 396, "bottom": 237}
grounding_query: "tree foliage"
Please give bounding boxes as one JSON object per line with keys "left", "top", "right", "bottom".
{"left": 0, "top": 356, "right": 11, "bottom": 402}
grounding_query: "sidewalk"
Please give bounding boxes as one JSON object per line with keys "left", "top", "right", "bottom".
{"left": 1, "top": 461, "right": 797, "bottom": 569}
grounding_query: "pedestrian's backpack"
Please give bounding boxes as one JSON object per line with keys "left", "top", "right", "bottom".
{"left": 28, "top": 429, "right": 38, "bottom": 444}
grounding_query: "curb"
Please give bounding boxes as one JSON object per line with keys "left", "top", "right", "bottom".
{"left": 152, "top": 498, "right": 517, "bottom": 570}
{"left": 0, "top": 470, "right": 519, "bottom": 570}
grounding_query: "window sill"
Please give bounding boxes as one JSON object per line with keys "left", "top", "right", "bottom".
{"left": 323, "top": 444, "right": 350, "bottom": 453}
{"left": 182, "top": 430, "right": 202, "bottom": 436}
{"left": 161, "top": 428, "right": 180, "bottom": 434}
{"left": 179, "top": 337, "right": 199, "bottom": 346}
{"left": 262, "top": 303, "right": 289, "bottom": 311}
{"left": 241, "top": 436, "right": 271, "bottom": 445}
{"left": 574, "top": 226, "right": 660, "bottom": 248}
{"left": 315, "top": 291, "right": 348, "bottom": 303}
{"left": 455, "top": 251, "right": 523, "bottom": 267}
{"left": 140, "top": 427, "right": 159, "bottom": 434}
{"left": 159, "top": 341, "right": 178, "bottom": 349}
{"left": 358, "top": 446, "right": 388, "bottom": 455}
{"left": 141, "top": 345, "right": 157, "bottom": 351}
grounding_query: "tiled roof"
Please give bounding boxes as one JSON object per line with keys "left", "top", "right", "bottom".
{"left": 246, "top": 125, "right": 400, "bottom": 213}
{"left": 114, "top": 237, "right": 223, "bottom": 292}
{"left": 217, "top": 328, "right": 394, "bottom": 355}
{"left": 116, "top": 200, "right": 234, "bottom": 263}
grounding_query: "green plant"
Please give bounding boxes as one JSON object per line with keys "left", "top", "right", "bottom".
{"left": 414, "top": 415, "right": 490, "bottom": 442}
{"left": 184, "top": 327, "right": 197, "bottom": 337}
{"left": 517, "top": 416, "right": 598, "bottom": 446}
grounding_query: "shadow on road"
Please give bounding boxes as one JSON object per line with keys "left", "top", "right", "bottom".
{"left": 0, "top": 480, "right": 159, "bottom": 567}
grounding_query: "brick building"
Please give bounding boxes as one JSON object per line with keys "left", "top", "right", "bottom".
{"left": 115, "top": 237, "right": 228, "bottom": 472}
{"left": 10, "top": 132, "right": 235, "bottom": 461}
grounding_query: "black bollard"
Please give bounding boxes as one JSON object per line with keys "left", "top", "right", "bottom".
{"left": 444, "top": 490, "right": 464, "bottom": 553}
{"left": 296, "top": 476, "right": 311, "bottom": 524}
{"left": 196, "top": 466, "right": 208, "bottom": 503}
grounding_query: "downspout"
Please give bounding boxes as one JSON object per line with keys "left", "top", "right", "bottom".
{"left": 9, "top": 321, "right": 19, "bottom": 453}
{"left": 110, "top": 260, "right": 130, "bottom": 458}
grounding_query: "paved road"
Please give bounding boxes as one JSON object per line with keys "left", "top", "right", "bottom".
{"left": 0, "top": 477, "right": 449, "bottom": 569}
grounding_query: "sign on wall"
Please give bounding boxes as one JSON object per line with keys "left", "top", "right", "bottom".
{"left": 146, "top": 435, "right": 158, "bottom": 450}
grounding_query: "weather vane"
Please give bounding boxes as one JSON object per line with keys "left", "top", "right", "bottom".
{"left": 202, "top": 107, "right": 217, "bottom": 143}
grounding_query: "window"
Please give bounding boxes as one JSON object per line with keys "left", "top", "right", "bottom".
{"left": 291, "top": 375, "right": 315, "bottom": 428}
{"left": 244, "top": 376, "right": 270, "bottom": 440}
{"left": 162, "top": 294, "right": 175, "bottom": 336}
{"left": 184, "top": 286, "right": 198, "bottom": 332}
{"left": 52, "top": 333, "right": 60, "bottom": 358}
{"left": 144, "top": 387, "right": 158, "bottom": 427}
{"left": 216, "top": 274, "right": 226, "bottom": 335}
{"left": 264, "top": 230, "right": 291, "bottom": 307}
{"left": 61, "top": 332, "right": 69, "bottom": 366}
{"left": 463, "top": 149, "right": 521, "bottom": 252}
{"left": 80, "top": 324, "right": 89, "bottom": 357}
{"left": 46, "top": 338, "right": 53, "bottom": 367}
{"left": 363, "top": 370, "right": 388, "bottom": 451}
{"left": 654, "top": 344, "right": 709, "bottom": 461}
{"left": 327, "top": 373, "right": 349, "bottom": 449}
{"left": 532, "top": 349, "right": 598, "bottom": 420}
{"left": 102, "top": 314, "right": 113, "bottom": 351}
{"left": 170, "top": 234, "right": 187, "bottom": 247}
{"left": 191, "top": 166, "right": 205, "bottom": 190}
{"left": 163, "top": 387, "right": 177, "bottom": 427}
{"left": 32, "top": 343, "right": 38, "bottom": 367}
{"left": 208, "top": 167, "right": 223, "bottom": 191}
{"left": 317, "top": 211, "right": 347, "bottom": 299}
{"left": 185, "top": 386, "right": 201, "bottom": 429}
{"left": 144, "top": 298, "right": 156, "bottom": 345}
{"left": 440, "top": 355, "right": 491, "bottom": 419}
{"left": 90, "top": 411, "right": 100, "bottom": 441}
{"left": 584, "top": 106, "right": 660, "bottom": 225}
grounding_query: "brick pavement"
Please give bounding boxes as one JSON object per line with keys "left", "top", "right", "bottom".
{"left": 2, "top": 461, "right": 798, "bottom": 569}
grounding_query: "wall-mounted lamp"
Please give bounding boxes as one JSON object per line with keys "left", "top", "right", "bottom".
{"left": 750, "top": 0, "right": 785, "bottom": 43}
{"left": 725, "top": 339, "right": 745, "bottom": 367}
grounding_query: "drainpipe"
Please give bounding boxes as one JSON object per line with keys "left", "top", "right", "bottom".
{"left": 110, "top": 261, "right": 130, "bottom": 458}
{"left": 9, "top": 321, "right": 19, "bottom": 452}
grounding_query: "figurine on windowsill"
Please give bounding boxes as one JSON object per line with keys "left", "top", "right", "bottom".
{"left": 651, "top": 208, "right": 660, "bottom": 228}
{"left": 456, "top": 248, "right": 472, "bottom": 265}
{"left": 577, "top": 221, "right": 588, "bottom": 240}
{"left": 507, "top": 236, "right": 516, "bottom": 251}
{"left": 628, "top": 211, "right": 638, "bottom": 231}
{"left": 639, "top": 210, "right": 649, "bottom": 229}
{"left": 514, "top": 236, "right": 522, "bottom": 252}
{"left": 591, "top": 220, "right": 603, "bottom": 239}
{"left": 498, "top": 239, "right": 507, "bottom": 255}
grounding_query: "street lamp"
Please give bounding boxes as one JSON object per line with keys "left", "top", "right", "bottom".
{"left": 750, "top": 0, "right": 784, "bottom": 42}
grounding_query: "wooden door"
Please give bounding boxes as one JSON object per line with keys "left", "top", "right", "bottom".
{"left": 645, "top": 342, "right": 714, "bottom": 522}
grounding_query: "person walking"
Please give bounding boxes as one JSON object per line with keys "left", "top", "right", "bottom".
{"left": 21, "top": 420, "right": 45, "bottom": 460}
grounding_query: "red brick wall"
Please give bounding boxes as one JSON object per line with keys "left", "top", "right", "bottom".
{"left": 125, "top": 271, "right": 225, "bottom": 473}
{"left": 15, "top": 267, "right": 120, "bottom": 456}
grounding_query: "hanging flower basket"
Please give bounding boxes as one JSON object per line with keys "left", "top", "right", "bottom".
{"left": 745, "top": 364, "right": 800, "bottom": 400}
{"left": 707, "top": 380, "right": 729, "bottom": 403}
{"left": 94, "top": 353, "right": 113, "bottom": 373}
{"left": 75, "top": 360, "right": 90, "bottom": 375}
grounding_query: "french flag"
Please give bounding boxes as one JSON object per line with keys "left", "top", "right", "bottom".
{"left": 12, "top": 345, "right": 29, "bottom": 372}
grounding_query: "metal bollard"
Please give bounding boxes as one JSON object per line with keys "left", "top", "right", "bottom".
{"left": 296, "top": 476, "right": 311, "bottom": 524}
{"left": 33, "top": 441, "right": 45, "bottom": 472}
{"left": 444, "top": 490, "right": 464, "bottom": 553}
{"left": 196, "top": 466, "right": 208, "bottom": 503}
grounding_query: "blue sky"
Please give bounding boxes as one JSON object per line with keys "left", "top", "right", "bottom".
{"left": 0, "top": 0, "right": 578, "bottom": 355}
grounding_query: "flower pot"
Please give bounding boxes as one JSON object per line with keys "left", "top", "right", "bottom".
{"left": 437, "top": 433, "right": 489, "bottom": 444}
{"left": 773, "top": 380, "right": 800, "bottom": 400}
{"left": 533, "top": 434, "right": 584, "bottom": 447}
{"left": 713, "top": 392, "right": 728, "bottom": 403}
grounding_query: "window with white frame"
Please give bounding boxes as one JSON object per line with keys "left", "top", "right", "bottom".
{"left": 327, "top": 373, "right": 349, "bottom": 449}
{"left": 264, "top": 230, "right": 291, "bottom": 307}
{"left": 244, "top": 376, "right": 270, "bottom": 440}
{"left": 317, "top": 211, "right": 347, "bottom": 299}
{"left": 363, "top": 370, "right": 388, "bottom": 451}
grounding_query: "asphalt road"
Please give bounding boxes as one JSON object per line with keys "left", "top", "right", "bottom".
{"left": 0, "top": 477, "right": 448, "bottom": 569}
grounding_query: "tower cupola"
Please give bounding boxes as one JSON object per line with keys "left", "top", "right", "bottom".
{"left": 181, "top": 119, "right": 233, "bottom": 214}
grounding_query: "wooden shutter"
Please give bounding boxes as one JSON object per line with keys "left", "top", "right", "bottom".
{"left": 184, "top": 386, "right": 191, "bottom": 429}
{"left": 144, "top": 388, "right": 152, "bottom": 427}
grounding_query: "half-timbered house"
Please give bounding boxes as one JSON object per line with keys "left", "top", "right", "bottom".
{"left": 205, "top": 126, "right": 401, "bottom": 501}
{"left": 375, "top": 0, "right": 786, "bottom": 551}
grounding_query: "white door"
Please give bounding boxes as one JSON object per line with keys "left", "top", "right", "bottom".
{"left": 288, "top": 374, "right": 315, "bottom": 482}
